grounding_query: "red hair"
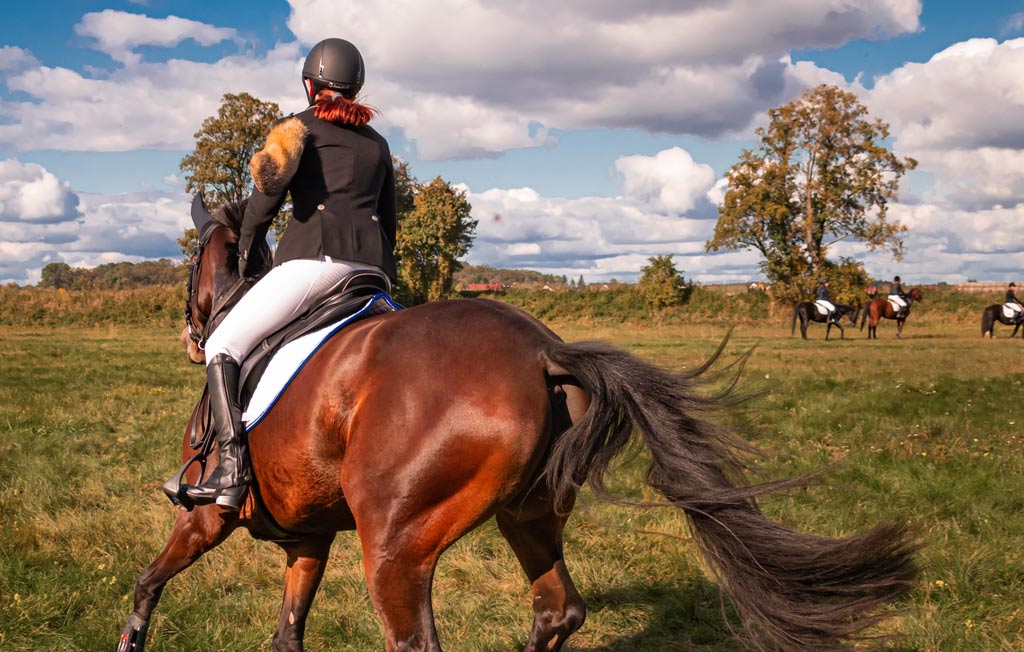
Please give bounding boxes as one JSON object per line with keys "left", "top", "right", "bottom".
{"left": 313, "top": 90, "right": 377, "bottom": 126}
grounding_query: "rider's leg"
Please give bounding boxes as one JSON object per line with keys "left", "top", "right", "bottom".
{"left": 185, "top": 257, "right": 378, "bottom": 509}
{"left": 185, "top": 353, "right": 250, "bottom": 509}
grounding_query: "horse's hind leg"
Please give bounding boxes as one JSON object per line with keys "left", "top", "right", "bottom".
{"left": 497, "top": 504, "right": 585, "bottom": 652}
{"left": 118, "top": 507, "right": 237, "bottom": 651}
{"left": 271, "top": 534, "right": 336, "bottom": 652}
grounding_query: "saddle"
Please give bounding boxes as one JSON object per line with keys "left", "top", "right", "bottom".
{"left": 165, "top": 270, "right": 401, "bottom": 535}
{"left": 238, "top": 270, "right": 395, "bottom": 410}
{"left": 1002, "top": 303, "right": 1023, "bottom": 321}
{"left": 887, "top": 296, "right": 907, "bottom": 313}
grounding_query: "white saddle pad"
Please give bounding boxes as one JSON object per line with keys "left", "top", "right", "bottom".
{"left": 814, "top": 301, "right": 834, "bottom": 316}
{"left": 242, "top": 294, "right": 401, "bottom": 429}
{"left": 1003, "top": 304, "right": 1022, "bottom": 320}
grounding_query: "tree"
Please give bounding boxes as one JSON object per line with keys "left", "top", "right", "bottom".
{"left": 638, "top": 255, "right": 687, "bottom": 309}
{"left": 393, "top": 158, "right": 418, "bottom": 220}
{"left": 39, "top": 262, "right": 75, "bottom": 289}
{"left": 706, "top": 84, "right": 916, "bottom": 303}
{"left": 395, "top": 177, "right": 477, "bottom": 304}
{"left": 819, "top": 257, "right": 870, "bottom": 306}
{"left": 180, "top": 92, "right": 282, "bottom": 209}
{"left": 178, "top": 93, "right": 285, "bottom": 254}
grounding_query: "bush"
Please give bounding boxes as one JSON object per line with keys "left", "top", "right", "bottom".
{"left": 0, "top": 284, "right": 184, "bottom": 327}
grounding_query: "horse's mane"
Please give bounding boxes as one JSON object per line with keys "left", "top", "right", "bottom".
{"left": 212, "top": 198, "right": 247, "bottom": 233}
{"left": 210, "top": 197, "right": 274, "bottom": 274}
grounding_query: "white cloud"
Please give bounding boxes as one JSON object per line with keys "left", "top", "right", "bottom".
{"left": 0, "top": 159, "right": 81, "bottom": 224}
{"left": 0, "top": 2, "right": 920, "bottom": 159}
{"left": 1003, "top": 12, "right": 1024, "bottom": 35}
{"left": 0, "top": 159, "right": 191, "bottom": 283}
{"left": 284, "top": 0, "right": 920, "bottom": 154}
{"left": 0, "top": 42, "right": 304, "bottom": 152}
{"left": 74, "top": 10, "right": 240, "bottom": 65}
{"left": 868, "top": 37, "right": 1024, "bottom": 210}
{"left": 616, "top": 147, "right": 716, "bottom": 213}
{"left": 463, "top": 147, "right": 746, "bottom": 282}
{"left": 0, "top": 45, "right": 37, "bottom": 71}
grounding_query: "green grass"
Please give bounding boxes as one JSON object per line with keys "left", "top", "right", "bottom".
{"left": 1, "top": 315, "right": 1022, "bottom": 651}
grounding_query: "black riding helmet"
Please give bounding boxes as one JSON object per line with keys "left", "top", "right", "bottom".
{"left": 302, "top": 38, "right": 365, "bottom": 105}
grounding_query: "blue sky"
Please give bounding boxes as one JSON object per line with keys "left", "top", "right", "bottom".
{"left": 2, "top": 1, "right": 1024, "bottom": 284}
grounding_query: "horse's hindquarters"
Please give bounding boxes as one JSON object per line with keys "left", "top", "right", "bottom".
{"left": 245, "top": 299, "right": 561, "bottom": 536}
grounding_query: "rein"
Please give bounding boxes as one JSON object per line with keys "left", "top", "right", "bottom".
{"left": 184, "top": 221, "right": 255, "bottom": 350}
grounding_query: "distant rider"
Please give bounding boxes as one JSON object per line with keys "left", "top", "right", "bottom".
{"left": 888, "top": 275, "right": 909, "bottom": 317}
{"left": 814, "top": 278, "right": 836, "bottom": 323}
{"left": 1006, "top": 282, "right": 1024, "bottom": 323}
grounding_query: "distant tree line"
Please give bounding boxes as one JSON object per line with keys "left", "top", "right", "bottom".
{"left": 455, "top": 264, "right": 569, "bottom": 289}
{"left": 39, "top": 259, "right": 182, "bottom": 290}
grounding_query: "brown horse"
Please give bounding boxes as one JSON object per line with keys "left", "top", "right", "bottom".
{"left": 860, "top": 287, "right": 924, "bottom": 339}
{"left": 118, "top": 201, "right": 917, "bottom": 652}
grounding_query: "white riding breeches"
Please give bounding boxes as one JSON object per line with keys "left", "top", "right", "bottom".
{"left": 204, "top": 256, "right": 383, "bottom": 365}
{"left": 888, "top": 294, "right": 907, "bottom": 309}
{"left": 814, "top": 300, "right": 835, "bottom": 316}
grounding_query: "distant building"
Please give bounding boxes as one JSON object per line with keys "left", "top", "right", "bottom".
{"left": 466, "top": 283, "right": 504, "bottom": 292}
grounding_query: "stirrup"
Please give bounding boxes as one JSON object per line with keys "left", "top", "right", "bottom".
{"left": 185, "top": 478, "right": 249, "bottom": 511}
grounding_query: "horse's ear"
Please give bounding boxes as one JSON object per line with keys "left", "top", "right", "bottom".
{"left": 190, "top": 194, "right": 214, "bottom": 232}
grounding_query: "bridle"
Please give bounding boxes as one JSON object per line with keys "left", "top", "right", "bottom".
{"left": 184, "top": 221, "right": 219, "bottom": 350}
{"left": 184, "top": 221, "right": 252, "bottom": 350}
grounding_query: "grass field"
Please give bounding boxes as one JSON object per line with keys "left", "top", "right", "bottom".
{"left": 2, "top": 313, "right": 1023, "bottom": 651}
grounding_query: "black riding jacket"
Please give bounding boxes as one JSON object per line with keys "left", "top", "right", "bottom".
{"left": 1008, "top": 289, "right": 1021, "bottom": 304}
{"left": 239, "top": 107, "right": 398, "bottom": 280}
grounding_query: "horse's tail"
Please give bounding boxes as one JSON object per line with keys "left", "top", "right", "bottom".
{"left": 542, "top": 339, "right": 917, "bottom": 652}
{"left": 791, "top": 304, "right": 799, "bottom": 336}
{"left": 982, "top": 306, "right": 995, "bottom": 337}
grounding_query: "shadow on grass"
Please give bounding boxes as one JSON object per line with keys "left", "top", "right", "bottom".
{"left": 570, "top": 578, "right": 743, "bottom": 652}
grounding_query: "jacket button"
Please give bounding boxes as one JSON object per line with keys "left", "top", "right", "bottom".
{"left": 317, "top": 204, "right": 325, "bottom": 210}
{"left": 371, "top": 215, "right": 379, "bottom": 221}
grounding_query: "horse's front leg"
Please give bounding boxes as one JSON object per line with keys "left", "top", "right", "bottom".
{"left": 825, "top": 322, "right": 832, "bottom": 341}
{"left": 272, "top": 534, "right": 336, "bottom": 652}
{"left": 836, "top": 322, "right": 845, "bottom": 340}
{"left": 117, "top": 507, "right": 238, "bottom": 651}
{"left": 896, "top": 318, "right": 905, "bottom": 339}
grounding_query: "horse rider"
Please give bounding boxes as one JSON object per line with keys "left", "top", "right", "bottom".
{"left": 888, "top": 275, "right": 910, "bottom": 317}
{"left": 814, "top": 278, "right": 837, "bottom": 323}
{"left": 1006, "top": 282, "right": 1024, "bottom": 323}
{"left": 179, "top": 38, "right": 398, "bottom": 510}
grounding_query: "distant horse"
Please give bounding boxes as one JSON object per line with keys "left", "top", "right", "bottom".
{"left": 118, "top": 200, "right": 917, "bottom": 652}
{"left": 981, "top": 304, "right": 1023, "bottom": 338}
{"left": 860, "top": 288, "right": 924, "bottom": 339}
{"left": 791, "top": 301, "right": 858, "bottom": 340}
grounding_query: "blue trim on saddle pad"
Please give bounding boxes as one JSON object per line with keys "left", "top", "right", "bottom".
{"left": 243, "top": 292, "right": 403, "bottom": 431}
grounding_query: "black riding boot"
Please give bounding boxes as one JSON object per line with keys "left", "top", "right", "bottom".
{"left": 186, "top": 354, "right": 251, "bottom": 511}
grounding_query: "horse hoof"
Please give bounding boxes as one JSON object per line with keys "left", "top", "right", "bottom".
{"left": 117, "top": 613, "right": 149, "bottom": 652}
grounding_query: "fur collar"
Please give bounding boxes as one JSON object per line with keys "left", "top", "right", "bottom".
{"left": 250, "top": 117, "right": 309, "bottom": 195}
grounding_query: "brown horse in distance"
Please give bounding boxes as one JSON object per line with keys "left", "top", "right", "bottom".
{"left": 119, "top": 201, "right": 917, "bottom": 652}
{"left": 860, "top": 287, "right": 924, "bottom": 339}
